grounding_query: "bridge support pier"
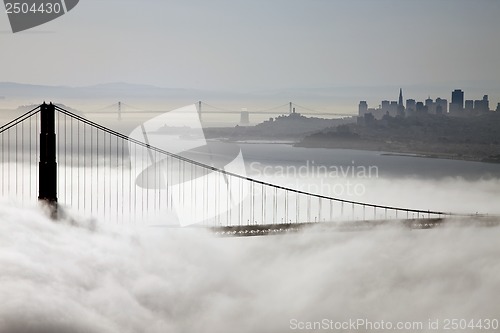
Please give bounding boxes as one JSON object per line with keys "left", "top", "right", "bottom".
{"left": 38, "top": 102, "right": 58, "bottom": 218}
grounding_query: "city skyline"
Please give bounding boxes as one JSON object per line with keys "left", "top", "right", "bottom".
{"left": 359, "top": 88, "right": 500, "bottom": 119}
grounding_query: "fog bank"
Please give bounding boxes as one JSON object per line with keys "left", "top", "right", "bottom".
{"left": 1, "top": 202, "right": 500, "bottom": 333}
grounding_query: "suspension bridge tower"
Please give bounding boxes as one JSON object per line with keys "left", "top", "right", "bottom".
{"left": 38, "top": 103, "right": 58, "bottom": 216}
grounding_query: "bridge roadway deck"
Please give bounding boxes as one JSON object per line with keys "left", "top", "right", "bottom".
{"left": 211, "top": 217, "right": 500, "bottom": 237}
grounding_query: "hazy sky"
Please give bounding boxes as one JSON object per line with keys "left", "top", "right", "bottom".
{"left": 1, "top": 0, "right": 500, "bottom": 92}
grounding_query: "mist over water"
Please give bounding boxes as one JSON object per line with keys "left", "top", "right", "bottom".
{"left": 1, "top": 202, "right": 500, "bottom": 332}
{"left": 243, "top": 145, "right": 500, "bottom": 216}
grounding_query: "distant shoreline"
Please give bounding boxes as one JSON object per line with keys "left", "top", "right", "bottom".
{"left": 295, "top": 139, "right": 500, "bottom": 164}
{"left": 220, "top": 139, "right": 296, "bottom": 145}
{"left": 213, "top": 137, "right": 500, "bottom": 164}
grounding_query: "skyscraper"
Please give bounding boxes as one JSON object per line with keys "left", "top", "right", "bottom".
{"left": 483, "top": 95, "right": 489, "bottom": 112}
{"left": 435, "top": 98, "right": 447, "bottom": 114}
{"left": 381, "top": 100, "right": 390, "bottom": 115}
{"left": 358, "top": 101, "right": 368, "bottom": 116}
{"left": 416, "top": 102, "right": 425, "bottom": 113}
{"left": 473, "top": 95, "right": 489, "bottom": 112}
{"left": 450, "top": 89, "right": 464, "bottom": 113}
{"left": 465, "top": 100, "right": 474, "bottom": 112}
{"left": 425, "top": 97, "right": 435, "bottom": 114}
{"left": 397, "top": 88, "right": 405, "bottom": 116}
{"left": 406, "top": 99, "right": 416, "bottom": 116}
{"left": 390, "top": 101, "right": 398, "bottom": 116}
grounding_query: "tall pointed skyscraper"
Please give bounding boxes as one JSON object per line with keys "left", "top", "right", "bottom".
{"left": 397, "top": 88, "right": 405, "bottom": 116}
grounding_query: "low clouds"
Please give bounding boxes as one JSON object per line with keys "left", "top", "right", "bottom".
{"left": 1, "top": 195, "right": 500, "bottom": 333}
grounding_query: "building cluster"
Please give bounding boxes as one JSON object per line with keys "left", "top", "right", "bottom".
{"left": 359, "top": 89, "right": 500, "bottom": 120}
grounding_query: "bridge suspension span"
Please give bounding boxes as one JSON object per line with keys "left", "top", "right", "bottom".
{"left": 0, "top": 103, "right": 469, "bottom": 229}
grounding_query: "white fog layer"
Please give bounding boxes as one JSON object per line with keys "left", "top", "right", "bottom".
{"left": 1, "top": 200, "right": 499, "bottom": 333}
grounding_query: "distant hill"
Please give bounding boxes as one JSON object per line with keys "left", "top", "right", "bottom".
{"left": 0, "top": 82, "right": 211, "bottom": 100}
{"left": 204, "top": 113, "right": 357, "bottom": 141}
{"left": 16, "top": 103, "right": 81, "bottom": 115}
